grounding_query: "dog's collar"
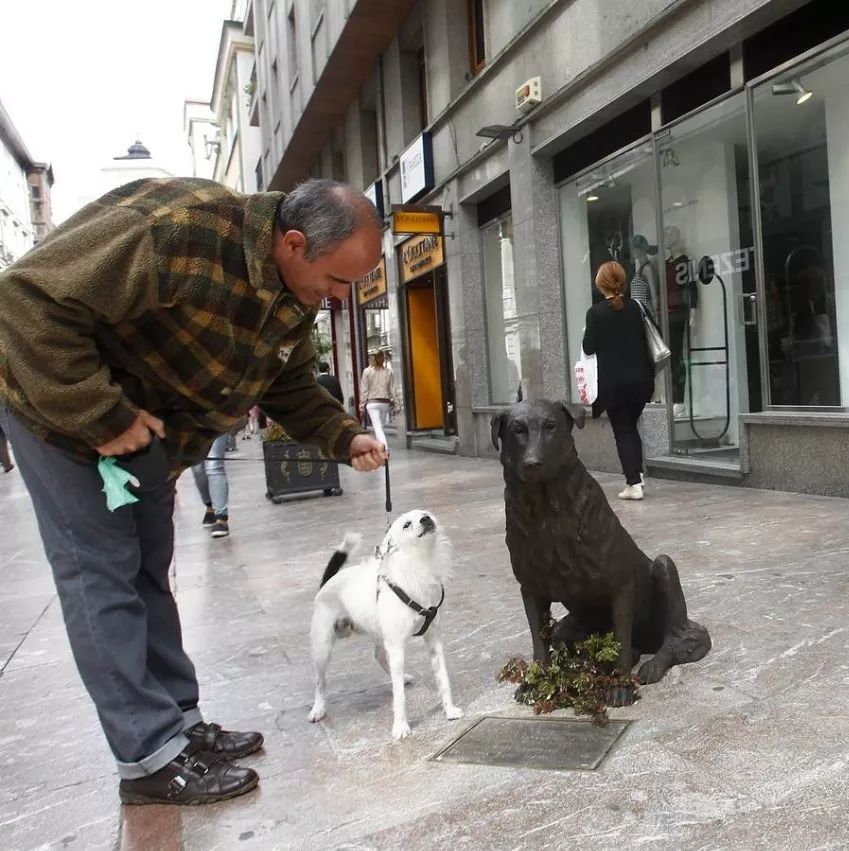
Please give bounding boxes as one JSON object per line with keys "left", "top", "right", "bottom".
{"left": 378, "top": 576, "right": 445, "bottom": 637}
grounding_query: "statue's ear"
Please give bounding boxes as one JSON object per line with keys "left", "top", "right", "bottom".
{"left": 559, "top": 401, "right": 586, "bottom": 432}
{"left": 490, "top": 412, "right": 507, "bottom": 450}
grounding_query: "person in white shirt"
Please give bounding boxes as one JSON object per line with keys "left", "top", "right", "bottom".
{"left": 360, "top": 350, "right": 395, "bottom": 442}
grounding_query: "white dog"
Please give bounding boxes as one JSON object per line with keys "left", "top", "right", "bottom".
{"left": 307, "top": 509, "right": 463, "bottom": 739}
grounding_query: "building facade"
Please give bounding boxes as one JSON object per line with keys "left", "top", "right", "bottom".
{"left": 253, "top": 0, "right": 849, "bottom": 496}
{"left": 0, "top": 100, "right": 54, "bottom": 268}
{"left": 99, "top": 141, "right": 173, "bottom": 196}
{"left": 210, "top": 20, "right": 264, "bottom": 193}
{"left": 184, "top": 100, "right": 218, "bottom": 181}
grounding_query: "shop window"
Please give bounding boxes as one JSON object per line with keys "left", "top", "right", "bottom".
{"left": 658, "top": 93, "right": 758, "bottom": 453}
{"left": 752, "top": 39, "right": 849, "bottom": 407}
{"left": 482, "top": 213, "right": 520, "bottom": 404}
{"left": 468, "top": 0, "right": 486, "bottom": 75}
{"left": 558, "top": 141, "right": 661, "bottom": 404}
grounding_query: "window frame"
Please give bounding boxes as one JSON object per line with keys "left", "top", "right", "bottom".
{"left": 467, "top": 0, "right": 486, "bottom": 76}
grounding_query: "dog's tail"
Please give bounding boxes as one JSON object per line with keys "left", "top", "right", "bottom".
{"left": 319, "top": 532, "right": 361, "bottom": 588}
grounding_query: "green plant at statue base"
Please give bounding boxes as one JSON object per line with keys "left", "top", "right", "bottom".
{"left": 498, "top": 625, "right": 639, "bottom": 725}
{"left": 261, "top": 421, "right": 293, "bottom": 443}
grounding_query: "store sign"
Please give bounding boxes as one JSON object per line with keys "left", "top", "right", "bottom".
{"left": 399, "top": 132, "right": 434, "bottom": 203}
{"left": 319, "top": 297, "right": 344, "bottom": 310}
{"left": 364, "top": 180, "right": 384, "bottom": 219}
{"left": 356, "top": 257, "right": 387, "bottom": 305}
{"left": 401, "top": 234, "right": 444, "bottom": 283}
{"left": 391, "top": 206, "right": 442, "bottom": 235}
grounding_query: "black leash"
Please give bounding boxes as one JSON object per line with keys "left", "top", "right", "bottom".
{"left": 204, "top": 453, "right": 393, "bottom": 520}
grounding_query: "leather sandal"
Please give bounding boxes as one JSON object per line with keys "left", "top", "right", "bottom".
{"left": 119, "top": 748, "right": 258, "bottom": 806}
{"left": 187, "top": 721, "right": 264, "bottom": 759}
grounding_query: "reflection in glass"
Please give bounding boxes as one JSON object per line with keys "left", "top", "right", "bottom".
{"left": 482, "top": 214, "right": 522, "bottom": 404}
{"left": 363, "top": 302, "right": 390, "bottom": 359}
{"left": 559, "top": 142, "right": 662, "bottom": 402}
{"left": 753, "top": 41, "right": 849, "bottom": 406}
{"left": 658, "top": 93, "right": 759, "bottom": 457}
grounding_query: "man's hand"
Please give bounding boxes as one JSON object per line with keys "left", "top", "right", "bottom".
{"left": 96, "top": 410, "right": 165, "bottom": 456}
{"left": 349, "top": 433, "right": 388, "bottom": 472}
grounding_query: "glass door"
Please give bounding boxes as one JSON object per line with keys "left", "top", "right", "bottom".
{"left": 657, "top": 92, "right": 763, "bottom": 459}
{"left": 751, "top": 40, "right": 849, "bottom": 408}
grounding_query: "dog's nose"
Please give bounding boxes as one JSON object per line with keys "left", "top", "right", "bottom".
{"left": 523, "top": 458, "right": 542, "bottom": 469}
{"left": 420, "top": 514, "right": 435, "bottom": 529}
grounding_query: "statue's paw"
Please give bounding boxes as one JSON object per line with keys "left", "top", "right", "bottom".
{"left": 607, "top": 684, "right": 636, "bottom": 707}
{"left": 637, "top": 655, "right": 669, "bottom": 685}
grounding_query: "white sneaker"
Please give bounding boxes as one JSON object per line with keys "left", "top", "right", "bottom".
{"left": 618, "top": 484, "right": 644, "bottom": 501}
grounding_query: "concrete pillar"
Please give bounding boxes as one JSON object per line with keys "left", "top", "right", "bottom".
{"left": 507, "top": 134, "right": 568, "bottom": 401}
{"left": 344, "top": 103, "right": 366, "bottom": 188}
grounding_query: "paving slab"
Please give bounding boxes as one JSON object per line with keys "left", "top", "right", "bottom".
{"left": 1, "top": 442, "right": 848, "bottom": 849}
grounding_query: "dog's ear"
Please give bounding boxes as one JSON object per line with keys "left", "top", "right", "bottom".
{"left": 490, "top": 412, "right": 507, "bottom": 450}
{"left": 559, "top": 401, "right": 586, "bottom": 431}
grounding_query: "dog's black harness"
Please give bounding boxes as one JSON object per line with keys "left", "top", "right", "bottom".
{"left": 378, "top": 577, "right": 445, "bottom": 637}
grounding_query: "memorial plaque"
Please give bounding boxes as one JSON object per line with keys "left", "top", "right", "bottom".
{"left": 431, "top": 716, "right": 630, "bottom": 772}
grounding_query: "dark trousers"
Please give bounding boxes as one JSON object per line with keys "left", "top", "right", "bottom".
{"left": 3, "top": 411, "right": 201, "bottom": 779}
{"left": 607, "top": 401, "right": 646, "bottom": 485}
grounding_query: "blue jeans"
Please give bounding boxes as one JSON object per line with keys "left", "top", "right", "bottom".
{"left": 191, "top": 434, "right": 229, "bottom": 518}
{"left": 2, "top": 410, "right": 201, "bottom": 778}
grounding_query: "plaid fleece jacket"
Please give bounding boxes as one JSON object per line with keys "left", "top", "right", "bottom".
{"left": 0, "top": 177, "right": 365, "bottom": 470}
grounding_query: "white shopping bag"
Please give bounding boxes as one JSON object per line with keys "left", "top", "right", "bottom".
{"left": 573, "top": 346, "right": 598, "bottom": 406}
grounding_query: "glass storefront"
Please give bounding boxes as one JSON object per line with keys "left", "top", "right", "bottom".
{"left": 482, "top": 213, "right": 523, "bottom": 404}
{"left": 557, "top": 33, "right": 849, "bottom": 466}
{"left": 752, "top": 39, "right": 849, "bottom": 407}
{"left": 362, "top": 296, "right": 391, "bottom": 360}
{"left": 559, "top": 141, "right": 663, "bottom": 403}
{"left": 658, "top": 93, "right": 759, "bottom": 456}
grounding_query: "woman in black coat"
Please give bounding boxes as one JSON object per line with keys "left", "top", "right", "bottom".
{"left": 582, "top": 261, "right": 653, "bottom": 500}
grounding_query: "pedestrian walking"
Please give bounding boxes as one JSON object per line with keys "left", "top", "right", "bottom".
{"left": 191, "top": 416, "right": 245, "bottom": 539}
{"left": 582, "top": 261, "right": 654, "bottom": 501}
{"left": 359, "top": 350, "right": 395, "bottom": 440}
{"left": 0, "top": 177, "right": 386, "bottom": 806}
{"left": 248, "top": 404, "right": 261, "bottom": 436}
{"left": 317, "top": 360, "right": 344, "bottom": 404}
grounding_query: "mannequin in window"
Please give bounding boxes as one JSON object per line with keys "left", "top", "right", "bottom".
{"left": 606, "top": 229, "right": 624, "bottom": 263}
{"left": 629, "top": 234, "right": 658, "bottom": 321}
{"left": 664, "top": 225, "right": 698, "bottom": 418}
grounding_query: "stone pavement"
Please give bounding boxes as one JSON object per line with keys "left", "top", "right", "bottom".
{"left": 1, "top": 441, "right": 848, "bottom": 850}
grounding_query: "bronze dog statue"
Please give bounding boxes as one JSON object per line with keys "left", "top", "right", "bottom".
{"left": 492, "top": 399, "right": 711, "bottom": 706}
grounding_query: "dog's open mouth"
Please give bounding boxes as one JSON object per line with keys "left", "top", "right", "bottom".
{"left": 418, "top": 527, "right": 436, "bottom": 537}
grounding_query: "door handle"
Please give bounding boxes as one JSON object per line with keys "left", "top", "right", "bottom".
{"left": 739, "top": 292, "right": 757, "bottom": 326}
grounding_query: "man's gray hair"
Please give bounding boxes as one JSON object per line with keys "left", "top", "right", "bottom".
{"left": 276, "top": 178, "right": 382, "bottom": 260}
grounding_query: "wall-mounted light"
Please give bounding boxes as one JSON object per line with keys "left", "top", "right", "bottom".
{"left": 586, "top": 193, "right": 599, "bottom": 202}
{"left": 771, "top": 78, "right": 813, "bottom": 105}
{"left": 475, "top": 123, "right": 524, "bottom": 144}
{"left": 203, "top": 134, "right": 221, "bottom": 160}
